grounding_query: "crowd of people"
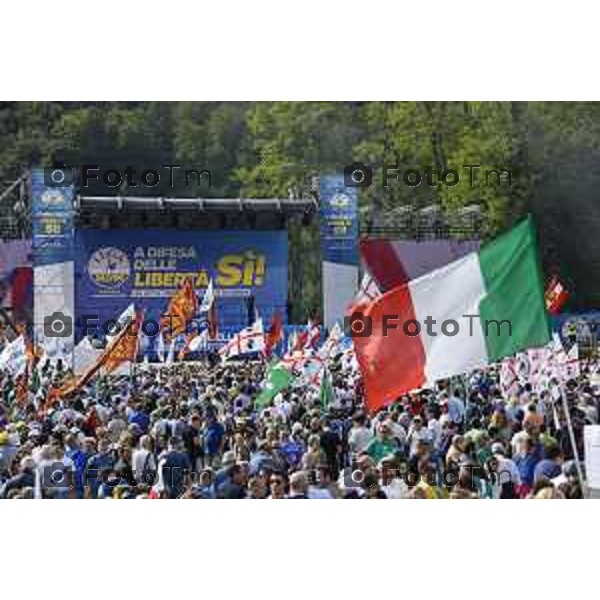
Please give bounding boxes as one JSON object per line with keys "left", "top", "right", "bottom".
{"left": 0, "top": 339, "right": 595, "bottom": 499}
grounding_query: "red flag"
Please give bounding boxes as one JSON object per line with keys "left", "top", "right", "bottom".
{"left": 352, "top": 286, "right": 426, "bottom": 414}
{"left": 208, "top": 298, "right": 218, "bottom": 339}
{"left": 545, "top": 275, "right": 569, "bottom": 315}
{"left": 264, "top": 312, "right": 283, "bottom": 355}
{"left": 160, "top": 277, "right": 199, "bottom": 339}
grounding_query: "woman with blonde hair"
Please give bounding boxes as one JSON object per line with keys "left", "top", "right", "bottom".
{"left": 301, "top": 434, "right": 325, "bottom": 471}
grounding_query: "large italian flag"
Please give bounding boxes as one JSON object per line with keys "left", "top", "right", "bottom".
{"left": 353, "top": 217, "right": 551, "bottom": 412}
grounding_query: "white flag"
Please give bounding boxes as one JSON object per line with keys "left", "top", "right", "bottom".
{"left": 199, "top": 279, "right": 215, "bottom": 313}
{"left": 106, "top": 303, "right": 136, "bottom": 340}
{"left": 319, "top": 322, "right": 343, "bottom": 359}
{"left": 189, "top": 329, "right": 208, "bottom": 353}
{"left": 166, "top": 337, "right": 176, "bottom": 365}
{"left": 74, "top": 337, "right": 103, "bottom": 375}
{"left": 0, "top": 335, "right": 28, "bottom": 375}
{"left": 156, "top": 330, "right": 166, "bottom": 363}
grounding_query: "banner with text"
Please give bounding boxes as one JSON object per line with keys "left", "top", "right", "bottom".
{"left": 319, "top": 174, "right": 359, "bottom": 328}
{"left": 74, "top": 229, "right": 288, "bottom": 338}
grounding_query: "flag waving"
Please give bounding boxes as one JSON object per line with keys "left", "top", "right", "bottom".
{"left": 319, "top": 367, "right": 335, "bottom": 409}
{"left": 219, "top": 318, "right": 265, "bottom": 361}
{"left": 545, "top": 275, "right": 569, "bottom": 315}
{"left": 264, "top": 312, "right": 283, "bottom": 356}
{"left": 179, "top": 280, "right": 218, "bottom": 359}
{"left": 160, "top": 277, "right": 199, "bottom": 339}
{"left": 353, "top": 217, "right": 551, "bottom": 413}
{"left": 61, "top": 311, "right": 141, "bottom": 396}
{"left": 199, "top": 279, "right": 215, "bottom": 313}
{"left": 255, "top": 362, "right": 294, "bottom": 409}
{"left": 0, "top": 335, "right": 28, "bottom": 375}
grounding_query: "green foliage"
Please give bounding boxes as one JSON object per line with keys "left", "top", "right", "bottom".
{"left": 0, "top": 101, "right": 598, "bottom": 311}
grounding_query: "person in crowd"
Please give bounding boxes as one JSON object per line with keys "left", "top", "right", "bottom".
{"left": 514, "top": 435, "right": 543, "bottom": 498}
{"left": 0, "top": 336, "right": 592, "bottom": 501}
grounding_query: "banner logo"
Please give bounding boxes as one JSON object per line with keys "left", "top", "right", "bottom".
{"left": 87, "top": 247, "right": 131, "bottom": 289}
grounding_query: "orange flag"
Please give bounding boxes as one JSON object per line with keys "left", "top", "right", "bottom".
{"left": 160, "top": 277, "right": 199, "bottom": 340}
{"left": 178, "top": 303, "right": 218, "bottom": 360}
{"left": 60, "top": 312, "right": 141, "bottom": 397}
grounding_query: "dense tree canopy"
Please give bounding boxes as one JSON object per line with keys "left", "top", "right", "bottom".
{"left": 0, "top": 101, "right": 598, "bottom": 315}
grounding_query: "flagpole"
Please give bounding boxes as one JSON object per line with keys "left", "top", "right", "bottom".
{"left": 559, "top": 383, "right": 587, "bottom": 497}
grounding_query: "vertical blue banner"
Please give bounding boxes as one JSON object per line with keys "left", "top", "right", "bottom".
{"left": 319, "top": 174, "right": 359, "bottom": 328}
{"left": 31, "top": 167, "right": 75, "bottom": 365}
{"left": 31, "top": 169, "right": 75, "bottom": 264}
{"left": 319, "top": 174, "right": 359, "bottom": 266}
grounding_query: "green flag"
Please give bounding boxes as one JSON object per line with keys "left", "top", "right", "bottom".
{"left": 319, "top": 368, "right": 335, "bottom": 409}
{"left": 255, "top": 362, "right": 294, "bottom": 409}
{"left": 29, "top": 367, "right": 41, "bottom": 394}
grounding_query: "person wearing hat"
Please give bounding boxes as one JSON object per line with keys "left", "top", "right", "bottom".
{"left": 407, "top": 415, "right": 432, "bottom": 457}
{"left": 490, "top": 442, "right": 520, "bottom": 499}
{"left": 214, "top": 450, "right": 236, "bottom": 492}
{"left": 0, "top": 428, "right": 18, "bottom": 474}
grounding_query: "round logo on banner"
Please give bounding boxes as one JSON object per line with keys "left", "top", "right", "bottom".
{"left": 330, "top": 193, "right": 350, "bottom": 208}
{"left": 40, "top": 189, "right": 66, "bottom": 207}
{"left": 87, "top": 247, "right": 131, "bottom": 289}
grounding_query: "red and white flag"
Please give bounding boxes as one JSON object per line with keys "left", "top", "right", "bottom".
{"left": 350, "top": 273, "right": 381, "bottom": 311}
{"left": 219, "top": 318, "right": 265, "bottom": 361}
{"left": 545, "top": 275, "right": 569, "bottom": 315}
{"left": 305, "top": 319, "right": 321, "bottom": 349}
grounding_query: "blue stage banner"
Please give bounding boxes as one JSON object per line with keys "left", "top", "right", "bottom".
{"left": 31, "top": 171, "right": 74, "bottom": 265}
{"left": 319, "top": 174, "right": 359, "bottom": 265}
{"left": 74, "top": 229, "right": 288, "bottom": 338}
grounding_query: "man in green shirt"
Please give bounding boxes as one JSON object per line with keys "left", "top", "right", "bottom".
{"left": 366, "top": 422, "right": 399, "bottom": 464}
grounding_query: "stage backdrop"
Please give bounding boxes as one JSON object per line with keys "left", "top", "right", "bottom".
{"left": 74, "top": 229, "right": 288, "bottom": 339}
